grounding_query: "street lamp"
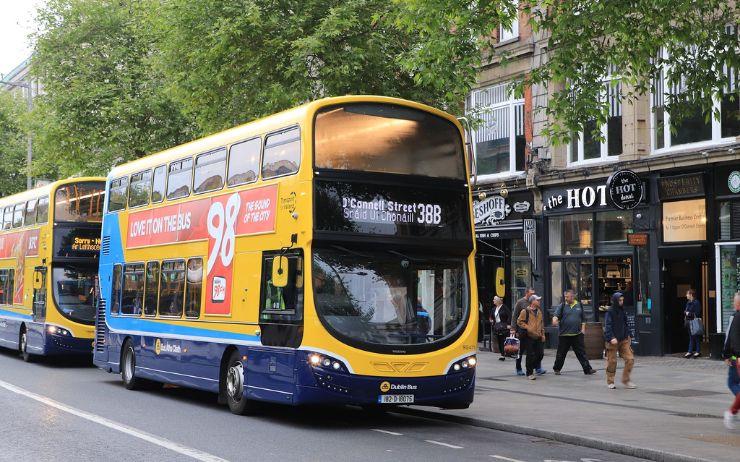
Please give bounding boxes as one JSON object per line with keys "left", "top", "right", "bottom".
{"left": 0, "top": 79, "right": 34, "bottom": 190}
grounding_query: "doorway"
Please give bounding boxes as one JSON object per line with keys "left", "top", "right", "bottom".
{"left": 662, "top": 258, "right": 702, "bottom": 354}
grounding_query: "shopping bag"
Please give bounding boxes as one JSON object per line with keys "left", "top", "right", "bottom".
{"left": 503, "top": 335, "right": 520, "bottom": 357}
{"left": 689, "top": 318, "right": 704, "bottom": 336}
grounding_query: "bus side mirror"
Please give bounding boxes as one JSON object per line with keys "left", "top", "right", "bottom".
{"left": 271, "top": 256, "right": 289, "bottom": 288}
{"left": 33, "top": 272, "right": 44, "bottom": 290}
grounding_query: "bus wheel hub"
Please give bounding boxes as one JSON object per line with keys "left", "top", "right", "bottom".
{"left": 227, "top": 362, "right": 244, "bottom": 401}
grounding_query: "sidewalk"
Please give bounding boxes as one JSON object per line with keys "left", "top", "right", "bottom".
{"left": 409, "top": 348, "right": 739, "bottom": 462}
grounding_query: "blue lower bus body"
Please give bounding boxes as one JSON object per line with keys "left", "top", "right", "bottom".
{"left": 95, "top": 331, "right": 474, "bottom": 409}
{"left": 0, "top": 311, "right": 93, "bottom": 356}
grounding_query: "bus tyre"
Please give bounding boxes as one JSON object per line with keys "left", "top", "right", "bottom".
{"left": 224, "top": 350, "right": 255, "bottom": 415}
{"left": 121, "top": 340, "right": 142, "bottom": 390}
{"left": 19, "top": 329, "right": 33, "bottom": 363}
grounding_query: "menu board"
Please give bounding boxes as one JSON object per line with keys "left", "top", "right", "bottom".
{"left": 719, "top": 244, "right": 740, "bottom": 332}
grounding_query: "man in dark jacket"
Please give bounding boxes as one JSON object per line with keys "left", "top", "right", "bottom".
{"left": 604, "top": 292, "right": 635, "bottom": 389}
{"left": 722, "top": 292, "right": 740, "bottom": 430}
{"left": 552, "top": 289, "right": 595, "bottom": 375}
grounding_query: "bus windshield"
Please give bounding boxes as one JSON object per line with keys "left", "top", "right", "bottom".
{"left": 54, "top": 181, "right": 105, "bottom": 223}
{"left": 314, "top": 103, "right": 466, "bottom": 179}
{"left": 313, "top": 248, "right": 468, "bottom": 351}
{"left": 52, "top": 265, "right": 97, "bottom": 325}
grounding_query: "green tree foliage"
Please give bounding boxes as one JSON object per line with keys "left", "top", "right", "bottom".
{"left": 30, "top": 0, "right": 193, "bottom": 178}
{"left": 0, "top": 92, "right": 28, "bottom": 196}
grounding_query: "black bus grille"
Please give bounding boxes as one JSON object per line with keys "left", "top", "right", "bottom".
{"left": 101, "top": 236, "right": 111, "bottom": 256}
{"left": 95, "top": 299, "right": 106, "bottom": 352}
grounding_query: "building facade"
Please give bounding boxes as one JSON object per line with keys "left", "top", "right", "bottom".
{"left": 468, "top": 5, "right": 740, "bottom": 355}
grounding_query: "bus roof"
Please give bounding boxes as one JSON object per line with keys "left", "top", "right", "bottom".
{"left": 107, "top": 95, "right": 463, "bottom": 179}
{"left": 0, "top": 176, "right": 106, "bottom": 210}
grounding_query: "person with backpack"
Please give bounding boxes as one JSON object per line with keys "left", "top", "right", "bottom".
{"left": 722, "top": 292, "right": 740, "bottom": 430}
{"left": 517, "top": 294, "right": 545, "bottom": 380}
{"left": 604, "top": 291, "right": 636, "bottom": 389}
{"left": 552, "top": 289, "right": 596, "bottom": 375}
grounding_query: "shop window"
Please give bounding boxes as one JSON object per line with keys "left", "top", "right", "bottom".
{"left": 719, "top": 201, "right": 740, "bottom": 240}
{"left": 121, "top": 263, "right": 145, "bottom": 316}
{"left": 469, "top": 81, "right": 526, "bottom": 176}
{"left": 151, "top": 165, "right": 166, "bottom": 203}
{"left": 550, "top": 259, "right": 594, "bottom": 321}
{"left": 549, "top": 214, "right": 593, "bottom": 255}
{"left": 718, "top": 243, "right": 740, "bottom": 332}
{"left": 510, "top": 239, "right": 532, "bottom": 302}
{"left": 227, "top": 138, "right": 261, "bottom": 187}
{"left": 550, "top": 261, "right": 563, "bottom": 308}
{"left": 184, "top": 258, "right": 203, "bottom": 318}
{"left": 193, "top": 148, "right": 226, "bottom": 194}
{"left": 595, "top": 211, "right": 633, "bottom": 253}
{"left": 262, "top": 128, "right": 300, "bottom": 179}
{"left": 144, "top": 261, "right": 159, "bottom": 317}
{"left": 159, "top": 260, "right": 185, "bottom": 317}
{"left": 596, "top": 256, "right": 633, "bottom": 311}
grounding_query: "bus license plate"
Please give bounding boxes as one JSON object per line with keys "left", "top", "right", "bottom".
{"left": 378, "top": 394, "right": 415, "bottom": 404}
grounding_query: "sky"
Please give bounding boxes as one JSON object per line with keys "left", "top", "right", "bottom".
{"left": 0, "top": 0, "right": 45, "bottom": 77}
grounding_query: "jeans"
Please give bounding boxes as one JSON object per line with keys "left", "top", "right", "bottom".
{"left": 728, "top": 361, "right": 740, "bottom": 414}
{"left": 553, "top": 334, "right": 593, "bottom": 373}
{"left": 523, "top": 337, "right": 544, "bottom": 376}
{"left": 688, "top": 334, "right": 702, "bottom": 353}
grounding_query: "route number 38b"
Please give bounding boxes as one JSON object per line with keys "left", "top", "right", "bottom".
{"left": 416, "top": 203, "right": 442, "bottom": 225}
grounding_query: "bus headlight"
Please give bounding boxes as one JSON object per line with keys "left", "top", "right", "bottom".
{"left": 448, "top": 355, "right": 477, "bottom": 374}
{"left": 47, "top": 326, "right": 71, "bottom": 336}
{"left": 307, "top": 352, "right": 348, "bottom": 373}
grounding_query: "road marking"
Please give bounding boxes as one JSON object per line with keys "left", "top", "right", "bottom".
{"left": 425, "top": 440, "right": 463, "bottom": 449}
{"left": 372, "top": 429, "right": 403, "bottom": 436}
{"left": 0, "top": 379, "right": 228, "bottom": 462}
{"left": 491, "top": 456, "right": 525, "bottom": 462}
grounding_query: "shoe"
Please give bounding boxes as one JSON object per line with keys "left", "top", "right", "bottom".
{"left": 693, "top": 352, "right": 701, "bottom": 358}
{"left": 585, "top": 369, "right": 596, "bottom": 375}
{"left": 528, "top": 375, "right": 536, "bottom": 381}
{"left": 623, "top": 381, "right": 637, "bottom": 389}
{"left": 684, "top": 352, "right": 692, "bottom": 358}
{"left": 608, "top": 383, "right": 616, "bottom": 389}
{"left": 499, "top": 357, "right": 506, "bottom": 361}
{"left": 724, "top": 411, "right": 737, "bottom": 430}
{"left": 536, "top": 368, "right": 547, "bottom": 375}
{"left": 554, "top": 370, "right": 561, "bottom": 375}
{"left": 516, "top": 369, "right": 525, "bottom": 376}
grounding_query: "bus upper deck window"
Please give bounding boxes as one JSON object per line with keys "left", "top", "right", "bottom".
{"left": 55, "top": 182, "right": 105, "bottom": 222}
{"left": 24, "top": 199, "right": 37, "bottom": 226}
{"left": 2, "top": 207, "right": 12, "bottom": 230}
{"left": 167, "top": 158, "right": 193, "bottom": 200}
{"left": 151, "top": 165, "right": 166, "bottom": 203}
{"left": 262, "top": 127, "right": 300, "bottom": 179}
{"left": 193, "top": 148, "right": 226, "bottom": 194}
{"left": 12, "top": 203, "right": 24, "bottom": 228}
{"left": 227, "top": 138, "right": 260, "bottom": 187}
{"left": 128, "top": 170, "right": 152, "bottom": 208}
{"left": 108, "top": 177, "right": 128, "bottom": 212}
{"left": 36, "top": 196, "right": 49, "bottom": 224}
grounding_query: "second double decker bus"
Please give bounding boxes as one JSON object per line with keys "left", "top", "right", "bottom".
{"left": 0, "top": 177, "right": 105, "bottom": 361}
{"left": 94, "top": 96, "right": 478, "bottom": 413}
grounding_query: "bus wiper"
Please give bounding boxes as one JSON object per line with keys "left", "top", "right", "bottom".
{"left": 387, "top": 250, "right": 421, "bottom": 262}
{"left": 330, "top": 245, "right": 370, "bottom": 258}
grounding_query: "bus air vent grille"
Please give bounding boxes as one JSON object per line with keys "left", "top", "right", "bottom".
{"left": 101, "top": 236, "right": 111, "bottom": 255}
{"left": 95, "top": 299, "right": 106, "bottom": 352}
{"left": 372, "top": 362, "right": 428, "bottom": 373}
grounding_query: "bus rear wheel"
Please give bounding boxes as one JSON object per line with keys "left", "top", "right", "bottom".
{"left": 224, "top": 350, "right": 255, "bottom": 415}
{"left": 19, "top": 328, "right": 33, "bottom": 363}
{"left": 121, "top": 340, "right": 142, "bottom": 390}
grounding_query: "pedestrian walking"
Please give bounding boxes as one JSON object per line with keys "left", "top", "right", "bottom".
{"left": 684, "top": 289, "right": 703, "bottom": 358}
{"left": 517, "top": 295, "right": 545, "bottom": 380}
{"left": 604, "top": 292, "right": 636, "bottom": 389}
{"left": 552, "top": 289, "right": 596, "bottom": 375}
{"left": 490, "top": 296, "right": 512, "bottom": 361}
{"left": 512, "top": 288, "right": 545, "bottom": 375}
{"left": 722, "top": 293, "right": 740, "bottom": 430}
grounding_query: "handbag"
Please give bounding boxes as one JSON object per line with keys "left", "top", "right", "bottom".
{"left": 689, "top": 318, "right": 704, "bottom": 336}
{"left": 503, "top": 335, "right": 520, "bottom": 357}
{"left": 494, "top": 322, "right": 509, "bottom": 335}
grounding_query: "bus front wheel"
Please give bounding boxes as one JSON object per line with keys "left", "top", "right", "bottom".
{"left": 19, "top": 328, "right": 33, "bottom": 363}
{"left": 224, "top": 350, "right": 255, "bottom": 415}
{"left": 121, "top": 340, "right": 142, "bottom": 390}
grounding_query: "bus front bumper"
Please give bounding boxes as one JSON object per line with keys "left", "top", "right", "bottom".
{"left": 295, "top": 363, "right": 475, "bottom": 409}
{"left": 44, "top": 332, "right": 94, "bottom": 356}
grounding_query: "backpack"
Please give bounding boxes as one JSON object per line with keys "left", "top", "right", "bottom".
{"left": 516, "top": 309, "right": 530, "bottom": 338}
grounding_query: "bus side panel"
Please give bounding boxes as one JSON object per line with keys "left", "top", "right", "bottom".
{"left": 25, "top": 321, "right": 46, "bottom": 355}
{"left": 245, "top": 347, "right": 296, "bottom": 404}
{"left": 0, "top": 314, "right": 23, "bottom": 350}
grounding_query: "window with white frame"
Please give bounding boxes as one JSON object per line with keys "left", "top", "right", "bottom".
{"left": 470, "top": 81, "right": 526, "bottom": 177}
{"left": 652, "top": 37, "right": 739, "bottom": 152}
{"left": 499, "top": 0, "right": 519, "bottom": 42}
{"left": 568, "top": 71, "right": 623, "bottom": 165}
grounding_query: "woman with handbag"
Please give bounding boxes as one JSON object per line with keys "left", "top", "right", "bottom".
{"left": 490, "top": 296, "right": 512, "bottom": 361}
{"left": 684, "top": 289, "right": 703, "bottom": 358}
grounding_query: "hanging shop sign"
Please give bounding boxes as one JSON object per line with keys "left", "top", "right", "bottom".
{"left": 658, "top": 173, "right": 704, "bottom": 201}
{"left": 607, "top": 170, "right": 644, "bottom": 210}
{"left": 714, "top": 165, "right": 740, "bottom": 196}
{"left": 627, "top": 233, "right": 648, "bottom": 246}
{"left": 473, "top": 194, "right": 532, "bottom": 227}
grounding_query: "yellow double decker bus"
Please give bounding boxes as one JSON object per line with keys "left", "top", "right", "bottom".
{"left": 93, "top": 96, "right": 478, "bottom": 413}
{"left": 0, "top": 178, "right": 105, "bottom": 361}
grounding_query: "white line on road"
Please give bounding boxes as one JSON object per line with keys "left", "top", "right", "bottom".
{"left": 424, "top": 440, "right": 463, "bottom": 449}
{"left": 491, "top": 455, "right": 526, "bottom": 462}
{"left": 372, "top": 429, "right": 404, "bottom": 436}
{"left": 0, "top": 378, "right": 228, "bottom": 462}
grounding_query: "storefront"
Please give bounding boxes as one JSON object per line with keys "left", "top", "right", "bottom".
{"left": 473, "top": 190, "right": 536, "bottom": 316}
{"left": 714, "top": 164, "right": 740, "bottom": 337}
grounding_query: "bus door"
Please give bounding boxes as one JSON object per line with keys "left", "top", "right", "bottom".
{"left": 32, "top": 267, "right": 47, "bottom": 323}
